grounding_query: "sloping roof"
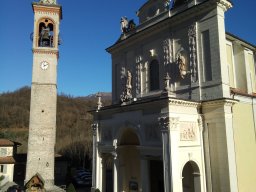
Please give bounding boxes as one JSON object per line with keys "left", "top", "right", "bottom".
{"left": 0, "top": 139, "right": 15, "bottom": 147}
{"left": 0, "top": 139, "right": 21, "bottom": 147}
{"left": 0, "top": 156, "right": 15, "bottom": 164}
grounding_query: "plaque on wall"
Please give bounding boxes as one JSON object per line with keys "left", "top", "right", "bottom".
{"left": 180, "top": 122, "right": 197, "bottom": 141}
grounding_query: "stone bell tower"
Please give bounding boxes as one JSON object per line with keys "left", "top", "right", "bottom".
{"left": 25, "top": 0, "right": 62, "bottom": 191}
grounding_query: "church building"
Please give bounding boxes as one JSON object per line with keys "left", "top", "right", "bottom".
{"left": 91, "top": 0, "right": 256, "bottom": 192}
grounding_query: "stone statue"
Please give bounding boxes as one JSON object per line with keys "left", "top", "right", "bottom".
{"left": 177, "top": 54, "right": 187, "bottom": 79}
{"left": 120, "top": 17, "right": 136, "bottom": 34}
{"left": 120, "top": 70, "right": 133, "bottom": 103}
{"left": 164, "top": 72, "right": 171, "bottom": 91}
{"left": 126, "top": 70, "right": 132, "bottom": 88}
{"left": 121, "top": 17, "right": 128, "bottom": 33}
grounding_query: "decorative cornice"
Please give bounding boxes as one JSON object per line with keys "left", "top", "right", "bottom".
{"left": 168, "top": 98, "right": 200, "bottom": 108}
{"left": 33, "top": 48, "right": 59, "bottom": 57}
{"left": 33, "top": 3, "right": 62, "bottom": 19}
{"left": 202, "top": 98, "right": 238, "bottom": 107}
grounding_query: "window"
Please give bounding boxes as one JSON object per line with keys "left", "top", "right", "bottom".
{"left": 226, "top": 42, "right": 235, "bottom": 87}
{"left": 0, "top": 148, "right": 7, "bottom": 157}
{"left": 0, "top": 165, "right": 5, "bottom": 173}
{"left": 149, "top": 59, "right": 160, "bottom": 91}
{"left": 246, "top": 51, "right": 256, "bottom": 93}
{"left": 201, "top": 30, "right": 212, "bottom": 82}
{"left": 233, "top": 44, "right": 247, "bottom": 92}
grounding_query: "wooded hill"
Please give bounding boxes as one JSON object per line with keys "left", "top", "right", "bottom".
{"left": 0, "top": 86, "right": 111, "bottom": 168}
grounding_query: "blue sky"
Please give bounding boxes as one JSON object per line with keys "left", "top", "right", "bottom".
{"left": 0, "top": 0, "right": 255, "bottom": 97}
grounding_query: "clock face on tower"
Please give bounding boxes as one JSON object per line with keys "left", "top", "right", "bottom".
{"left": 40, "top": 61, "right": 49, "bottom": 70}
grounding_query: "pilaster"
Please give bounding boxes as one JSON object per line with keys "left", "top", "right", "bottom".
{"left": 202, "top": 99, "right": 238, "bottom": 192}
{"left": 159, "top": 116, "right": 180, "bottom": 192}
{"left": 91, "top": 123, "right": 98, "bottom": 191}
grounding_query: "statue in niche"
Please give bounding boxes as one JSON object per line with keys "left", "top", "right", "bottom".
{"left": 126, "top": 70, "right": 132, "bottom": 88}
{"left": 177, "top": 53, "right": 187, "bottom": 79}
{"left": 120, "top": 17, "right": 136, "bottom": 34}
{"left": 120, "top": 70, "right": 133, "bottom": 103}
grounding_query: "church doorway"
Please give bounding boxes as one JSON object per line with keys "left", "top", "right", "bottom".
{"left": 149, "top": 160, "right": 164, "bottom": 192}
{"left": 182, "top": 161, "right": 201, "bottom": 192}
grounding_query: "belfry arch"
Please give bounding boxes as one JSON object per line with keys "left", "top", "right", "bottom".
{"left": 37, "top": 18, "right": 55, "bottom": 47}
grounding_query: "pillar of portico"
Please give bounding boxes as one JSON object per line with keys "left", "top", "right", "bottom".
{"left": 159, "top": 116, "right": 180, "bottom": 192}
{"left": 140, "top": 158, "right": 150, "bottom": 191}
{"left": 112, "top": 139, "right": 119, "bottom": 192}
{"left": 91, "top": 123, "right": 98, "bottom": 192}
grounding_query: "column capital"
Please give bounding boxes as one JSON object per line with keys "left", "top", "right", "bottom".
{"left": 158, "top": 116, "right": 179, "bottom": 131}
{"left": 91, "top": 122, "right": 98, "bottom": 136}
{"left": 198, "top": 115, "right": 204, "bottom": 132}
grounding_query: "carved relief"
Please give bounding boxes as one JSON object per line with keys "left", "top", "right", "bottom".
{"left": 198, "top": 115, "right": 204, "bottom": 132}
{"left": 188, "top": 23, "right": 198, "bottom": 82}
{"left": 135, "top": 55, "right": 142, "bottom": 95}
{"left": 169, "top": 117, "right": 179, "bottom": 131}
{"left": 180, "top": 122, "right": 197, "bottom": 141}
{"left": 163, "top": 38, "right": 173, "bottom": 66}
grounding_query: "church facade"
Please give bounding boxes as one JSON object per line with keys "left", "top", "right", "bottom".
{"left": 91, "top": 0, "right": 256, "bottom": 192}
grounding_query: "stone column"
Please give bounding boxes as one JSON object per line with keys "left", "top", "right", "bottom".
{"left": 112, "top": 139, "right": 119, "bottom": 192}
{"left": 159, "top": 116, "right": 171, "bottom": 192}
{"left": 168, "top": 118, "right": 181, "bottom": 192}
{"left": 159, "top": 116, "right": 180, "bottom": 192}
{"left": 140, "top": 158, "right": 150, "bottom": 191}
{"left": 91, "top": 123, "right": 98, "bottom": 192}
{"left": 101, "top": 156, "right": 106, "bottom": 192}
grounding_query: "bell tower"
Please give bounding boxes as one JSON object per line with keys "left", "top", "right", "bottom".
{"left": 25, "top": 0, "right": 62, "bottom": 191}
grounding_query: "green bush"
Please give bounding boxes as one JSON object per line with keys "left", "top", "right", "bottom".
{"left": 66, "top": 183, "right": 76, "bottom": 192}
{"left": 95, "top": 189, "right": 100, "bottom": 192}
{"left": 0, "top": 175, "right": 5, "bottom": 181}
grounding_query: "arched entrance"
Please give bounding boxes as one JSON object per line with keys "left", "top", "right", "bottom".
{"left": 118, "top": 129, "right": 141, "bottom": 192}
{"left": 182, "top": 161, "right": 201, "bottom": 192}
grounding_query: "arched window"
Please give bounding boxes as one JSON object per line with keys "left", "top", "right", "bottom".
{"left": 38, "top": 19, "right": 55, "bottom": 47}
{"left": 182, "top": 161, "right": 201, "bottom": 192}
{"left": 149, "top": 59, "right": 160, "bottom": 91}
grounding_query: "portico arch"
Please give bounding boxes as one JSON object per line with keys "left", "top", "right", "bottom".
{"left": 118, "top": 128, "right": 141, "bottom": 192}
{"left": 182, "top": 161, "right": 201, "bottom": 192}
